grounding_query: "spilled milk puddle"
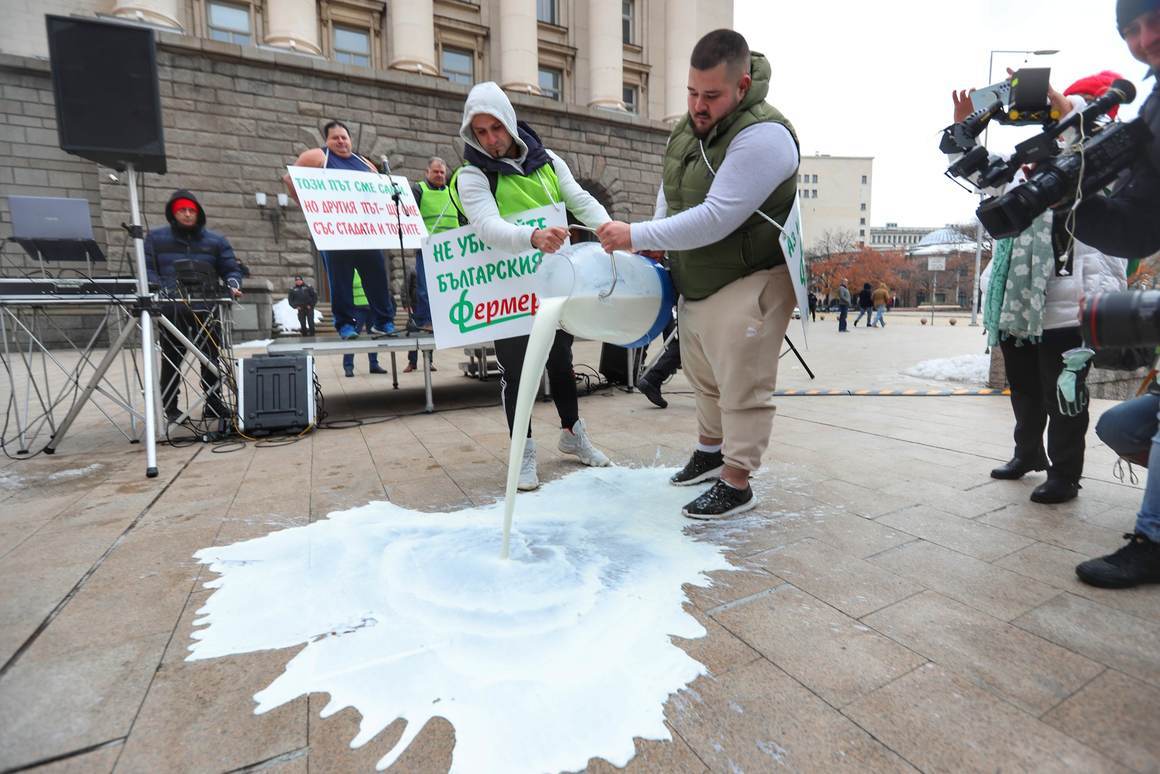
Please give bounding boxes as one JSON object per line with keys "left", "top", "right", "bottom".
{"left": 189, "top": 466, "right": 735, "bottom": 772}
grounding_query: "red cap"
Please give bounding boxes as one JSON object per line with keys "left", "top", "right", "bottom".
{"left": 171, "top": 197, "right": 199, "bottom": 213}
{"left": 1064, "top": 71, "right": 1125, "bottom": 119}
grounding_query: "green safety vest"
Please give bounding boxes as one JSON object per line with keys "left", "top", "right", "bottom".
{"left": 352, "top": 269, "right": 367, "bottom": 307}
{"left": 662, "top": 52, "right": 800, "bottom": 301}
{"left": 450, "top": 162, "right": 562, "bottom": 220}
{"left": 417, "top": 181, "right": 458, "bottom": 234}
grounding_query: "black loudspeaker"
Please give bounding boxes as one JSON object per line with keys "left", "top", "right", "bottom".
{"left": 45, "top": 15, "right": 167, "bottom": 173}
{"left": 599, "top": 342, "right": 646, "bottom": 385}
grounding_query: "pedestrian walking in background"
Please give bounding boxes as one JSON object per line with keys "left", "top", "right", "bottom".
{"left": 837, "top": 279, "right": 850, "bottom": 332}
{"left": 852, "top": 282, "right": 873, "bottom": 327}
{"left": 807, "top": 290, "right": 817, "bottom": 322}
{"left": 871, "top": 282, "right": 890, "bottom": 328}
{"left": 288, "top": 275, "right": 317, "bottom": 336}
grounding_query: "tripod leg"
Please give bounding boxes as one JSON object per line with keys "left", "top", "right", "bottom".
{"left": 44, "top": 314, "right": 139, "bottom": 455}
{"left": 783, "top": 335, "right": 816, "bottom": 380}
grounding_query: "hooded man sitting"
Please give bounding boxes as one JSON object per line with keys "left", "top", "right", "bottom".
{"left": 449, "top": 81, "right": 612, "bottom": 491}
{"left": 145, "top": 189, "right": 243, "bottom": 423}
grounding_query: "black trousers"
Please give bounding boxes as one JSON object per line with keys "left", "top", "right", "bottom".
{"left": 297, "top": 306, "right": 315, "bottom": 336}
{"left": 494, "top": 331, "right": 579, "bottom": 438}
{"left": 642, "top": 319, "right": 681, "bottom": 384}
{"left": 160, "top": 307, "right": 226, "bottom": 417}
{"left": 1000, "top": 327, "right": 1090, "bottom": 482}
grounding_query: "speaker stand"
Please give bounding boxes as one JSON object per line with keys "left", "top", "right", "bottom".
{"left": 44, "top": 163, "right": 163, "bottom": 478}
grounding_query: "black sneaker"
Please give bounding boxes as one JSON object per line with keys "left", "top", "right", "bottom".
{"left": 1075, "top": 533, "right": 1160, "bottom": 589}
{"left": 637, "top": 378, "right": 667, "bottom": 409}
{"left": 682, "top": 480, "right": 755, "bottom": 520}
{"left": 670, "top": 450, "right": 724, "bottom": 486}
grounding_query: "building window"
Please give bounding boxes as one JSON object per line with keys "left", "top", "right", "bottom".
{"left": 441, "top": 46, "right": 474, "bottom": 85}
{"left": 622, "top": 84, "right": 638, "bottom": 113}
{"left": 207, "top": 1, "right": 251, "bottom": 45}
{"left": 538, "top": 67, "right": 563, "bottom": 100}
{"left": 811, "top": 174, "right": 818, "bottom": 183}
{"left": 333, "top": 25, "right": 370, "bottom": 67}
{"left": 537, "top": 0, "right": 558, "bottom": 24}
{"left": 861, "top": 174, "right": 868, "bottom": 184}
{"left": 622, "top": 0, "right": 635, "bottom": 44}
{"left": 860, "top": 229, "right": 865, "bottom": 237}
{"left": 811, "top": 189, "right": 818, "bottom": 198}
{"left": 860, "top": 217, "right": 866, "bottom": 225}
{"left": 860, "top": 202, "right": 867, "bottom": 211}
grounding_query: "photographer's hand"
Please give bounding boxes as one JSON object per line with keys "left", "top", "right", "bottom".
{"left": 952, "top": 89, "right": 976, "bottom": 123}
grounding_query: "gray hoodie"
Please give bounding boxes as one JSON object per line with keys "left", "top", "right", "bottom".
{"left": 455, "top": 82, "right": 610, "bottom": 254}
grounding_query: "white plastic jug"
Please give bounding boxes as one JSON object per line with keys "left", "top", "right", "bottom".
{"left": 537, "top": 242, "right": 675, "bottom": 347}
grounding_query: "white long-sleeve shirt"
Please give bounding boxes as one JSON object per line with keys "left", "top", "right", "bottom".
{"left": 631, "top": 122, "right": 799, "bottom": 251}
{"left": 455, "top": 151, "right": 610, "bottom": 255}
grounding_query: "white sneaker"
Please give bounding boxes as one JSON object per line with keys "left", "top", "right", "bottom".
{"left": 517, "top": 439, "right": 539, "bottom": 491}
{"left": 558, "top": 418, "right": 611, "bottom": 467}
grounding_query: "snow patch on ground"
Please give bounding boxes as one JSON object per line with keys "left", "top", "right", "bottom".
{"left": 189, "top": 466, "right": 733, "bottom": 774}
{"left": 272, "top": 298, "right": 322, "bottom": 335}
{"left": 44, "top": 463, "right": 103, "bottom": 482}
{"left": 903, "top": 354, "right": 990, "bottom": 384}
{"left": 234, "top": 339, "right": 273, "bottom": 348}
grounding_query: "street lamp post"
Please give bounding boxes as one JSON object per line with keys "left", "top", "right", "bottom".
{"left": 969, "top": 48, "right": 1059, "bottom": 327}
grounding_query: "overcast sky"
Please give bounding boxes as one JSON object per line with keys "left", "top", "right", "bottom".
{"left": 736, "top": 0, "right": 1150, "bottom": 230}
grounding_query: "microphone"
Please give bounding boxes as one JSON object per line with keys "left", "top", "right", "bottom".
{"left": 379, "top": 155, "right": 392, "bottom": 175}
{"left": 1056, "top": 79, "right": 1136, "bottom": 137}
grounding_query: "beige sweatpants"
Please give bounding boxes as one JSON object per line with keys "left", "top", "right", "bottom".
{"left": 677, "top": 265, "right": 796, "bottom": 472}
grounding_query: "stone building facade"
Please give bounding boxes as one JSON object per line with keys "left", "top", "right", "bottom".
{"left": 1, "top": 0, "right": 732, "bottom": 337}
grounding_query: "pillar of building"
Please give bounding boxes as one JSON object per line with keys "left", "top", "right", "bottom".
{"left": 110, "top": 0, "right": 182, "bottom": 30}
{"left": 388, "top": 0, "right": 438, "bottom": 76}
{"left": 265, "top": 0, "right": 322, "bottom": 55}
{"left": 664, "top": 0, "right": 698, "bottom": 122}
{"left": 587, "top": 0, "right": 624, "bottom": 110}
{"left": 498, "top": 0, "right": 539, "bottom": 94}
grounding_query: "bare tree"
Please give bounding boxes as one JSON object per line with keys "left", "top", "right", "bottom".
{"left": 806, "top": 228, "right": 859, "bottom": 260}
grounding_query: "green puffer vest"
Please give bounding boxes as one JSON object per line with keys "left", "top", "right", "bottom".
{"left": 417, "top": 181, "right": 458, "bottom": 234}
{"left": 663, "top": 52, "right": 799, "bottom": 300}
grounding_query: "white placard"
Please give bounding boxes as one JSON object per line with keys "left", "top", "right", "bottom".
{"left": 286, "top": 166, "right": 428, "bottom": 251}
{"left": 928, "top": 256, "right": 946, "bottom": 271}
{"left": 777, "top": 195, "right": 810, "bottom": 346}
{"left": 421, "top": 204, "right": 567, "bottom": 349}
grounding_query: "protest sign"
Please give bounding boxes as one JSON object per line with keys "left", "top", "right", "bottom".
{"left": 778, "top": 195, "right": 810, "bottom": 345}
{"left": 422, "top": 204, "right": 567, "bottom": 349}
{"left": 286, "top": 166, "right": 428, "bottom": 251}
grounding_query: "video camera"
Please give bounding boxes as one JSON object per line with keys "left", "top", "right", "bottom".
{"left": 1081, "top": 290, "right": 1160, "bottom": 350}
{"left": 941, "top": 73, "right": 1153, "bottom": 240}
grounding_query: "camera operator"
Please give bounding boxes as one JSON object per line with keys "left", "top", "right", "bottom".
{"left": 950, "top": 77, "right": 1130, "bottom": 505}
{"left": 1072, "top": 0, "right": 1160, "bottom": 258}
{"left": 1075, "top": 377, "right": 1160, "bottom": 587}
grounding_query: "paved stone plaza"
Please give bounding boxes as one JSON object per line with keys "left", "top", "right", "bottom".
{"left": 1, "top": 316, "right": 1158, "bottom": 773}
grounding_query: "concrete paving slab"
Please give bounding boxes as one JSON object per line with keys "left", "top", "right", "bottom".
{"left": 869, "top": 539, "right": 1062, "bottom": 621}
{"left": 750, "top": 537, "right": 924, "bottom": 618}
{"left": 843, "top": 663, "right": 1127, "bottom": 773}
{"left": 1014, "top": 594, "right": 1160, "bottom": 689}
{"left": 864, "top": 591, "right": 1104, "bottom": 716}
{"left": 666, "top": 659, "right": 917, "bottom": 772}
{"left": 877, "top": 504, "right": 1036, "bottom": 560}
{"left": 1042, "top": 669, "right": 1160, "bottom": 773}
{"left": 713, "top": 584, "right": 926, "bottom": 708}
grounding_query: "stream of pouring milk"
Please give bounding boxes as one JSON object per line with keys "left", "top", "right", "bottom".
{"left": 500, "top": 293, "right": 661, "bottom": 558}
{"left": 500, "top": 296, "right": 566, "bottom": 559}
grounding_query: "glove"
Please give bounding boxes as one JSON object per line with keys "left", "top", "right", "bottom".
{"left": 1056, "top": 347, "right": 1095, "bottom": 417}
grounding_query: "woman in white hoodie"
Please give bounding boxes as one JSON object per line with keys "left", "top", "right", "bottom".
{"left": 954, "top": 74, "right": 1129, "bottom": 503}
{"left": 449, "top": 82, "right": 613, "bottom": 491}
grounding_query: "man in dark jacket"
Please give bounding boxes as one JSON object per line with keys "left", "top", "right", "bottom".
{"left": 1074, "top": 0, "right": 1160, "bottom": 258}
{"left": 145, "top": 190, "right": 243, "bottom": 422}
{"left": 852, "top": 282, "right": 873, "bottom": 327}
{"left": 288, "top": 275, "right": 318, "bottom": 336}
